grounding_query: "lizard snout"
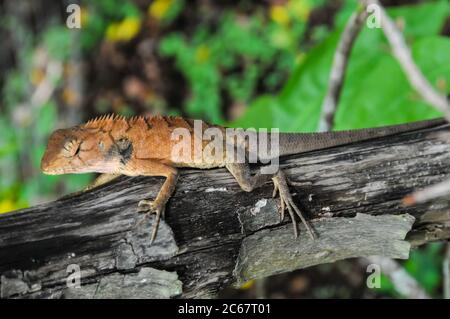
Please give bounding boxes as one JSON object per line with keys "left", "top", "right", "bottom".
{"left": 40, "top": 149, "right": 60, "bottom": 175}
{"left": 40, "top": 155, "right": 53, "bottom": 175}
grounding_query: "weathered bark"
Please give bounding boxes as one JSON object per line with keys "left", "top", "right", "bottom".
{"left": 1, "top": 123, "right": 450, "bottom": 299}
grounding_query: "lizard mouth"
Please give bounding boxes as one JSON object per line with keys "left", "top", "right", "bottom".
{"left": 42, "top": 168, "right": 62, "bottom": 175}
{"left": 41, "top": 163, "right": 67, "bottom": 175}
{"left": 42, "top": 165, "right": 95, "bottom": 175}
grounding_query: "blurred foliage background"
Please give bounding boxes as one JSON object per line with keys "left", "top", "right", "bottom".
{"left": 0, "top": 0, "right": 449, "bottom": 298}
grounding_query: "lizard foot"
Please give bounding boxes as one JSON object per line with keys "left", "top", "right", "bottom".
{"left": 137, "top": 199, "right": 165, "bottom": 244}
{"left": 272, "top": 171, "right": 316, "bottom": 240}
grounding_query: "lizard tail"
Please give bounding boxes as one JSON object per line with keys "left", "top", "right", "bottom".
{"left": 277, "top": 118, "right": 446, "bottom": 157}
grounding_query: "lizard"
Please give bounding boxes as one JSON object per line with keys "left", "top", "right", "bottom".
{"left": 40, "top": 114, "right": 445, "bottom": 243}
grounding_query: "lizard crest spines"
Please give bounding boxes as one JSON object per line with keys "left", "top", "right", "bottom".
{"left": 82, "top": 114, "right": 199, "bottom": 132}
{"left": 84, "top": 113, "right": 125, "bottom": 128}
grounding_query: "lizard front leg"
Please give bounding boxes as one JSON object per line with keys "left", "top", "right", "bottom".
{"left": 226, "top": 163, "right": 315, "bottom": 239}
{"left": 84, "top": 173, "right": 121, "bottom": 191}
{"left": 123, "top": 160, "right": 178, "bottom": 243}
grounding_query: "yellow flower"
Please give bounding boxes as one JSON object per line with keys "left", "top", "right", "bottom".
{"left": 148, "top": 0, "right": 173, "bottom": 20}
{"left": 106, "top": 17, "right": 142, "bottom": 42}
{"left": 270, "top": 5, "right": 290, "bottom": 26}
{"left": 195, "top": 45, "right": 210, "bottom": 63}
{"left": 0, "top": 199, "right": 16, "bottom": 214}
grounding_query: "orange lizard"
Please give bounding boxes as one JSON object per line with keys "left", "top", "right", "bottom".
{"left": 41, "top": 114, "right": 444, "bottom": 243}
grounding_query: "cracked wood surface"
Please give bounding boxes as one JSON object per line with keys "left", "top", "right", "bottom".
{"left": 1, "top": 123, "right": 450, "bottom": 298}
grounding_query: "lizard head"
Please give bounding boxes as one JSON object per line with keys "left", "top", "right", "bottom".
{"left": 41, "top": 126, "right": 121, "bottom": 175}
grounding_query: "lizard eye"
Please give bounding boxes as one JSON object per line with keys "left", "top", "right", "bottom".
{"left": 63, "top": 139, "right": 81, "bottom": 157}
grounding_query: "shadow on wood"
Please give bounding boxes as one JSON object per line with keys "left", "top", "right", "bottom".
{"left": 1, "top": 123, "right": 450, "bottom": 298}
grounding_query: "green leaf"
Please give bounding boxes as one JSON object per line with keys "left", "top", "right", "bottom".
{"left": 388, "top": 1, "right": 450, "bottom": 39}
{"left": 404, "top": 243, "right": 443, "bottom": 296}
{"left": 377, "top": 274, "right": 400, "bottom": 298}
{"left": 230, "top": 95, "right": 282, "bottom": 129}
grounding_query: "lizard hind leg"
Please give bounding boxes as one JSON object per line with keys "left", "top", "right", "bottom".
{"left": 226, "top": 163, "right": 316, "bottom": 240}
{"left": 272, "top": 170, "right": 316, "bottom": 239}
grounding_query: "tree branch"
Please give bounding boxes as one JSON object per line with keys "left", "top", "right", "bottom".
{"left": 1, "top": 123, "right": 450, "bottom": 298}
{"left": 319, "top": 9, "right": 368, "bottom": 132}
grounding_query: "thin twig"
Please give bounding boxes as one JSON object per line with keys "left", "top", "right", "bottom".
{"left": 360, "top": 0, "right": 450, "bottom": 120}
{"left": 403, "top": 178, "right": 450, "bottom": 206}
{"left": 30, "top": 59, "right": 62, "bottom": 109}
{"left": 318, "top": 9, "right": 368, "bottom": 132}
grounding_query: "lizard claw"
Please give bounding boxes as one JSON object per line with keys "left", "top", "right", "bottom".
{"left": 137, "top": 199, "right": 166, "bottom": 244}
{"left": 272, "top": 171, "right": 316, "bottom": 240}
{"left": 137, "top": 199, "right": 155, "bottom": 212}
{"left": 272, "top": 180, "right": 284, "bottom": 222}
{"left": 272, "top": 182, "right": 279, "bottom": 198}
